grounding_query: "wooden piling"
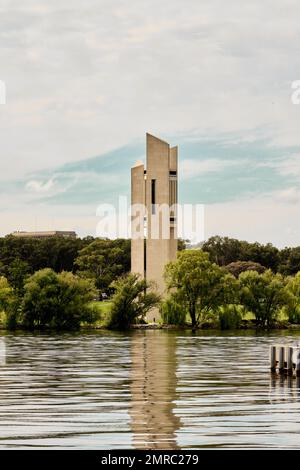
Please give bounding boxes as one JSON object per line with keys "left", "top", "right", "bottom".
{"left": 270, "top": 343, "right": 300, "bottom": 378}
{"left": 295, "top": 348, "right": 300, "bottom": 377}
{"left": 270, "top": 345, "right": 276, "bottom": 372}
{"left": 287, "top": 347, "right": 293, "bottom": 375}
{"left": 278, "top": 346, "right": 284, "bottom": 372}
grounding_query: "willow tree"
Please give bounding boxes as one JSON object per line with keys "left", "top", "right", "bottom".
{"left": 108, "top": 273, "right": 160, "bottom": 330}
{"left": 164, "top": 250, "right": 238, "bottom": 328}
{"left": 239, "top": 269, "right": 287, "bottom": 327}
{"left": 284, "top": 272, "right": 300, "bottom": 323}
{"left": 21, "top": 269, "right": 97, "bottom": 330}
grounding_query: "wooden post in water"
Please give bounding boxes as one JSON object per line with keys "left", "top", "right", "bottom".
{"left": 295, "top": 348, "right": 300, "bottom": 378}
{"left": 287, "top": 346, "right": 293, "bottom": 375}
{"left": 278, "top": 346, "right": 284, "bottom": 373}
{"left": 269, "top": 343, "right": 300, "bottom": 377}
{"left": 270, "top": 346, "right": 276, "bottom": 372}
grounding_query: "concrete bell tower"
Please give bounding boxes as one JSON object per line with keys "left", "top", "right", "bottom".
{"left": 131, "top": 133, "right": 178, "bottom": 320}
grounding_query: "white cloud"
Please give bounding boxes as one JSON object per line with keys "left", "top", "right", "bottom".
{"left": 26, "top": 178, "right": 55, "bottom": 192}
{"left": 272, "top": 154, "right": 300, "bottom": 178}
{"left": 206, "top": 193, "right": 300, "bottom": 248}
{"left": 274, "top": 187, "right": 300, "bottom": 204}
{"left": 1, "top": 0, "right": 300, "bottom": 244}
{"left": 0, "top": 0, "right": 300, "bottom": 181}
{"left": 180, "top": 158, "right": 241, "bottom": 180}
{"left": 24, "top": 170, "right": 122, "bottom": 199}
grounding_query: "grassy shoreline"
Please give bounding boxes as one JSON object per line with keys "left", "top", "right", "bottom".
{"left": 0, "top": 324, "right": 300, "bottom": 332}
{"left": 89, "top": 301, "right": 300, "bottom": 331}
{"left": 1, "top": 301, "right": 300, "bottom": 332}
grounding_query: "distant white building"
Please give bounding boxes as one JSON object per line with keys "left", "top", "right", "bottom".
{"left": 11, "top": 231, "right": 77, "bottom": 239}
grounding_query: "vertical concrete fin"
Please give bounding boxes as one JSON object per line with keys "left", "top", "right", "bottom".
{"left": 170, "top": 146, "right": 178, "bottom": 171}
{"left": 131, "top": 162, "right": 145, "bottom": 279}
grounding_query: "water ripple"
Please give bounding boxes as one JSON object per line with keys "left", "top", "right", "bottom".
{"left": 0, "top": 330, "right": 299, "bottom": 448}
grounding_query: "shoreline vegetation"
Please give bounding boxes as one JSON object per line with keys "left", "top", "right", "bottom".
{"left": 1, "top": 234, "right": 300, "bottom": 331}
{"left": 1, "top": 321, "right": 300, "bottom": 331}
{"left": 1, "top": 296, "right": 300, "bottom": 332}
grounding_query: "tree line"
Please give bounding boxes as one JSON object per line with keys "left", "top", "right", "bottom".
{"left": 1, "top": 235, "right": 300, "bottom": 283}
{"left": 95, "top": 249, "right": 300, "bottom": 330}
{"left": 162, "top": 250, "right": 297, "bottom": 329}
{"left": 0, "top": 236, "right": 131, "bottom": 330}
{"left": 0, "top": 236, "right": 130, "bottom": 297}
{"left": 202, "top": 235, "right": 300, "bottom": 275}
{"left": 1, "top": 234, "right": 300, "bottom": 330}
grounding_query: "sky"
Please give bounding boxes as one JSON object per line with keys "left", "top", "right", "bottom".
{"left": 1, "top": 0, "right": 300, "bottom": 247}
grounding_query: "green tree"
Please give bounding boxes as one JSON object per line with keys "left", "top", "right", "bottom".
{"left": 108, "top": 274, "right": 160, "bottom": 329}
{"left": 278, "top": 247, "right": 300, "bottom": 275}
{"left": 283, "top": 272, "right": 300, "bottom": 323}
{"left": 20, "top": 268, "right": 97, "bottom": 330}
{"left": 0, "top": 235, "right": 93, "bottom": 276}
{"left": 225, "top": 260, "right": 266, "bottom": 278}
{"left": 178, "top": 238, "right": 189, "bottom": 251}
{"left": 75, "top": 238, "right": 130, "bottom": 295}
{"left": 244, "top": 242, "right": 279, "bottom": 272}
{"left": 0, "top": 276, "right": 14, "bottom": 312}
{"left": 239, "top": 269, "right": 287, "bottom": 327}
{"left": 202, "top": 235, "right": 280, "bottom": 271}
{"left": 7, "top": 258, "right": 30, "bottom": 296}
{"left": 0, "top": 276, "right": 18, "bottom": 328}
{"left": 165, "top": 250, "right": 238, "bottom": 328}
{"left": 202, "top": 236, "right": 243, "bottom": 266}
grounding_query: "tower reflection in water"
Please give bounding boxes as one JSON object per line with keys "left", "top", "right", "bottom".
{"left": 129, "top": 330, "right": 180, "bottom": 449}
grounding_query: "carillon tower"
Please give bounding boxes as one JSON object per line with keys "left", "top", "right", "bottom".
{"left": 131, "top": 134, "right": 178, "bottom": 319}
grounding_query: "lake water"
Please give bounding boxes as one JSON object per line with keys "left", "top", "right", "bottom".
{"left": 0, "top": 329, "right": 299, "bottom": 449}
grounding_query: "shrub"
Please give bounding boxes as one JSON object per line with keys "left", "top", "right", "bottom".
{"left": 108, "top": 273, "right": 160, "bottom": 329}
{"left": 218, "top": 304, "right": 242, "bottom": 330}
{"left": 20, "top": 268, "right": 97, "bottom": 330}
{"left": 286, "top": 305, "right": 300, "bottom": 324}
{"left": 160, "top": 295, "right": 187, "bottom": 325}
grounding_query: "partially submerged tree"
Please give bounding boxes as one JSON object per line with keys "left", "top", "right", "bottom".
{"left": 108, "top": 273, "right": 160, "bottom": 329}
